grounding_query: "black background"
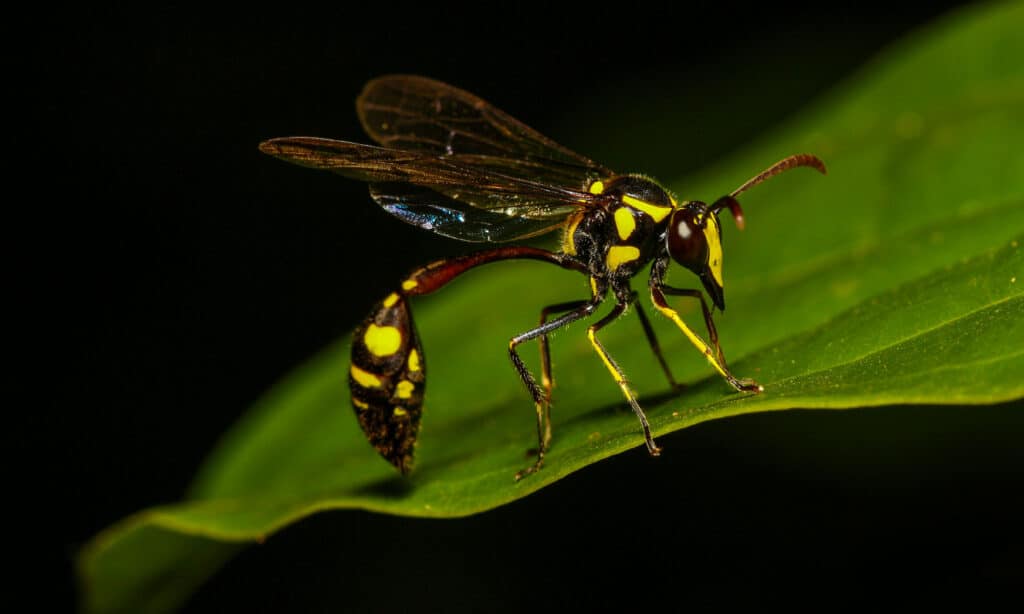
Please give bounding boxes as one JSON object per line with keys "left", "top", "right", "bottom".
{"left": 30, "top": 2, "right": 1022, "bottom": 611}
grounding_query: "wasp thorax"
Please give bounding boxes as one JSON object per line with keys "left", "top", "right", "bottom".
{"left": 604, "top": 174, "right": 675, "bottom": 207}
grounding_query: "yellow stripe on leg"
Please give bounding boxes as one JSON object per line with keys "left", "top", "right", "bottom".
{"left": 587, "top": 328, "right": 635, "bottom": 398}
{"left": 654, "top": 303, "right": 730, "bottom": 379}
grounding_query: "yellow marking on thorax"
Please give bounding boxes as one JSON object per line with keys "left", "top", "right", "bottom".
{"left": 703, "top": 215, "right": 724, "bottom": 286}
{"left": 402, "top": 279, "right": 418, "bottom": 291}
{"left": 350, "top": 364, "right": 383, "bottom": 388}
{"left": 392, "top": 407, "right": 408, "bottom": 417}
{"left": 621, "top": 194, "right": 673, "bottom": 223}
{"left": 613, "top": 207, "right": 636, "bottom": 240}
{"left": 589, "top": 180, "right": 605, "bottom": 195}
{"left": 562, "top": 212, "right": 584, "bottom": 255}
{"left": 352, "top": 397, "right": 369, "bottom": 410}
{"left": 606, "top": 245, "right": 640, "bottom": 270}
{"left": 407, "top": 349, "right": 421, "bottom": 372}
{"left": 363, "top": 324, "right": 402, "bottom": 357}
{"left": 395, "top": 380, "right": 415, "bottom": 399}
{"left": 382, "top": 292, "right": 399, "bottom": 308}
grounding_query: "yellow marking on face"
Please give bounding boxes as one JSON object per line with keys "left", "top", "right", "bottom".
{"left": 621, "top": 194, "right": 672, "bottom": 223}
{"left": 350, "top": 364, "right": 383, "bottom": 388}
{"left": 363, "top": 324, "right": 402, "bottom": 357}
{"left": 606, "top": 245, "right": 640, "bottom": 270}
{"left": 589, "top": 180, "right": 605, "bottom": 195}
{"left": 393, "top": 407, "right": 408, "bottom": 417}
{"left": 703, "top": 215, "right": 724, "bottom": 287}
{"left": 352, "top": 397, "right": 369, "bottom": 410}
{"left": 653, "top": 302, "right": 729, "bottom": 380}
{"left": 382, "top": 292, "right": 400, "bottom": 308}
{"left": 614, "top": 207, "right": 636, "bottom": 240}
{"left": 407, "top": 349, "right": 421, "bottom": 372}
{"left": 562, "top": 212, "right": 583, "bottom": 255}
{"left": 402, "top": 279, "right": 418, "bottom": 291}
{"left": 395, "top": 379, "right": 415, "bottom": 399}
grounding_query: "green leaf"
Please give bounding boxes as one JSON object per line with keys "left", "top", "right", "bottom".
{"left": 80, "top": 4, "right": 1024, "bottom": 613}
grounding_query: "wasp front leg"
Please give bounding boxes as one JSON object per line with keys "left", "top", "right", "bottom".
{"left": 648, "top": 257, "right": 762, "bottom": 393}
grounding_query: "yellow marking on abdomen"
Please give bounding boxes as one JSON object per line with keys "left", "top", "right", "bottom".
{"left": 621, "top": 194, "right": 673, "bottom": 223}
{"left": 614, "top": 208, "right": 636, "bottom": 240}
{"left": 606, "top": 245, "right": 640, "bottom": 270}
{"left": 352, "top": 397, "right": 369, "bottom": 410}
{"left": 363, "top": 324, "right": 402, "bottom": 357}
{"left": 393, "top": 407, "right": 408, "bottom": 417}
{"left": 402, "top": 279, "right": 418, "bottom": 291}
{"left": 395, "top": 380, "right": 415, "bottom": 399}
{"left": 382, "top": 292, "right": 400, "bottom": 308}
{"left": 350, "top": 364, "right": 383, "bottom": 388}
{"left": 407, "top": 349, "right": 421, "bottom": 372}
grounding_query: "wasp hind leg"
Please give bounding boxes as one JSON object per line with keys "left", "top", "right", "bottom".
{"left": 536, "top": 299, "right": 590, "bottom": 451}
{"left": 510, "top": 296, "right": 603, "bottom": 481}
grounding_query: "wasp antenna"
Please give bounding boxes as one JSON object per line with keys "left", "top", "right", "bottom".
{"left": 730, "top": 154, "right": 827, "bottom": 198}
{"left": 708, "top": 195, "right": 746, "bottom": 230}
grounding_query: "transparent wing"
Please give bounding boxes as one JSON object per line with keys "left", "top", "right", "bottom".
{"left": 259, "top": 137, "right": 602, "bottom": 242}
{"left": 357, "top": 75, "right": 613, "bottom": 188}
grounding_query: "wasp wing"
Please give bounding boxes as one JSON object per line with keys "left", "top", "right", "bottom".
{"left": 259, "top": 137, "right": 598, "bottom": 242}
{"left": 368, "top": 183, "right": 569, "bottom": 243}
{"left": 357, "top": 75, "right": 613, "bottom": 189}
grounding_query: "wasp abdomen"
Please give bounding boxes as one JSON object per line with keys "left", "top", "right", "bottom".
{"left": 350, "top": 291, "right": 425, "bottom": 474}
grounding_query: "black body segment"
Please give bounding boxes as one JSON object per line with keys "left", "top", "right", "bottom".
{"left": 350, "top": 293, "right": 425, "bottom": 473}
{"left": 260, "top": 74, "right": 826, "bottom": 479}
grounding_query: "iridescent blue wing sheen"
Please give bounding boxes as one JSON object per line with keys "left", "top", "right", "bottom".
{"left": 368, "top": 183, "right": 569, "bottom": 243}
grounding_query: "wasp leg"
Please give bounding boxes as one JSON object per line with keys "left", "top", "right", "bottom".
{"left": 537, "top": 300, "right": 590, "bottom": 450}
{"left": 658, "top": 287, "right": 727, "bottom": 366}
{"left": 587, "top": 300, "right": 662, "bottom": 456}
{"left": 630, "top": 292, "right": 682, "bottom": 391}
{"left": 649, "top": 257, "right": 762, "bottom": 393}
{"left": 510, "top": 295, "right": 604, "bottom": 481}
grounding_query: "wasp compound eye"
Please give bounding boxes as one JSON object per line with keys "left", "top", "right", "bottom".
{"left": 667, "top": 205, "right": 708, "bottom": 274}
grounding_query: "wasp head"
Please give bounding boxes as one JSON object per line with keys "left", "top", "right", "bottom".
{"left": 666, "top": 201, "right": 727, "bottom": 310}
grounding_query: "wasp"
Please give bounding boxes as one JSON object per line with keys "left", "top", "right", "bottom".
{"left": 260, "top": 75, "right": 825, "bottom": 480}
